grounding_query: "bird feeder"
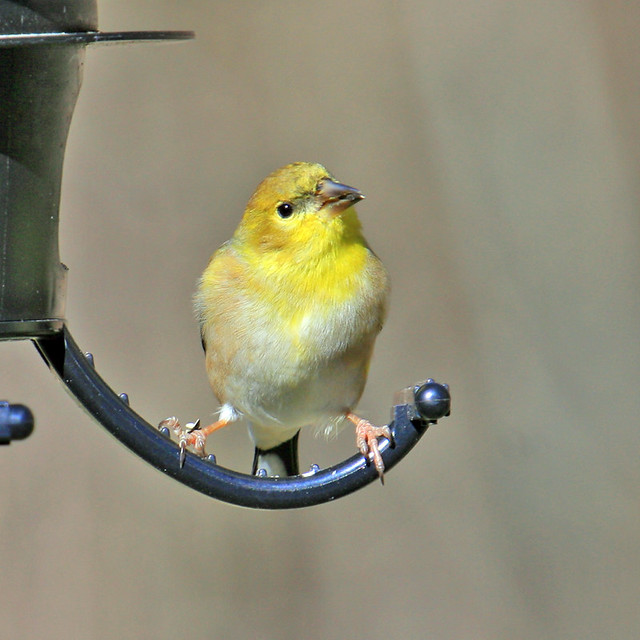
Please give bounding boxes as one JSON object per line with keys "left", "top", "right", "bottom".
{"left": 0, "top": 0, "right": 450, "bottom": 508}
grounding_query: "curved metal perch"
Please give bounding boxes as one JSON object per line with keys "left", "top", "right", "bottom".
{"left": 35, "top": 326, "right": 450, "bottom": 509}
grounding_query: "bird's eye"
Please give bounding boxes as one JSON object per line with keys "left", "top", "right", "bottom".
{"left": 276, "top": 202, "right": 294, "bottom": 219}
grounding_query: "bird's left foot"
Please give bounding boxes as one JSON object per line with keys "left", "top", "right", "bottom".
{"left": 158, "top": 416, "right": 229, "bottom": 467}
{"left": 346, "top": 413, "right": 393, "bottom": 481}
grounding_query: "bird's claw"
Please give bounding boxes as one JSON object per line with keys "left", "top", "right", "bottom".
{"left": 158, "top": 416, "right": 206, "bottom": 468}
{"left": 351, "top": 416, "right": 393, "bottom": 482}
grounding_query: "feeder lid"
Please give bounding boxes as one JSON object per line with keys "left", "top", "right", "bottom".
{"left": 0, "top": 30, "right": 194, "bottom": 46}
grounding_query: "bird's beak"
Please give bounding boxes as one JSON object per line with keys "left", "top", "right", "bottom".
{"left": 316, "top": 178, "right": 364, "bottom": 215}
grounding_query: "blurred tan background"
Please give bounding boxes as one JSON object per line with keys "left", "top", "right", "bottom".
{"left": 2, "top": 1, "right": 640, "bottom": 638}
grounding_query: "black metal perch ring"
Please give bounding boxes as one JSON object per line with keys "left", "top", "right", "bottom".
{"left": 35, "top": 327, "right": 450, "bottom": 509}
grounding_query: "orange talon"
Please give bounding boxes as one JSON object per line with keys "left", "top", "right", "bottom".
{"left": 158, "top": 416, "right": 230, "bottom": 468}
{"left": 346, "top": 412, "right": 392, "bottom": 481}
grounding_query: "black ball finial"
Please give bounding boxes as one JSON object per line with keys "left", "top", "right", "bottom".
{"left": 0, "top": 402, "right": 34, "bottom": 444}
{"left": 414, "top": 380, "right": 451, "bottom": 422}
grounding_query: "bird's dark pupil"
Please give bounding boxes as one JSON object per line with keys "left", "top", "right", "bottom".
{"left": 277, "top": 203, "right": 293, "bottom": 218}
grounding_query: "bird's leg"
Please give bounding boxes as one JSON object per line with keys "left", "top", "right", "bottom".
{"left": 346, "top": 412, "right": 393, "bottom": 481}
{"left": 158, "top": 416, "right": 230, "bottom": 468}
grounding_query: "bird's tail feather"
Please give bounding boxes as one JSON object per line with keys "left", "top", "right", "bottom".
{"left": 252, "top": 431, "right": 300, "bottom": 477}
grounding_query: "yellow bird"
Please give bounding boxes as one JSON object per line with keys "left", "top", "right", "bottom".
{"left": 161, "top": 162, "right": 390, "bottom": 477}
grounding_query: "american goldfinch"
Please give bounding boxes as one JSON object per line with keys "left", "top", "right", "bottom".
{"left": 161, "top": 162, "right": 390, "bottom": 477}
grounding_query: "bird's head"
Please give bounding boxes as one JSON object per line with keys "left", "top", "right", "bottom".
{"left": 234, "top": 162, "right": 366, "bottom": 258}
